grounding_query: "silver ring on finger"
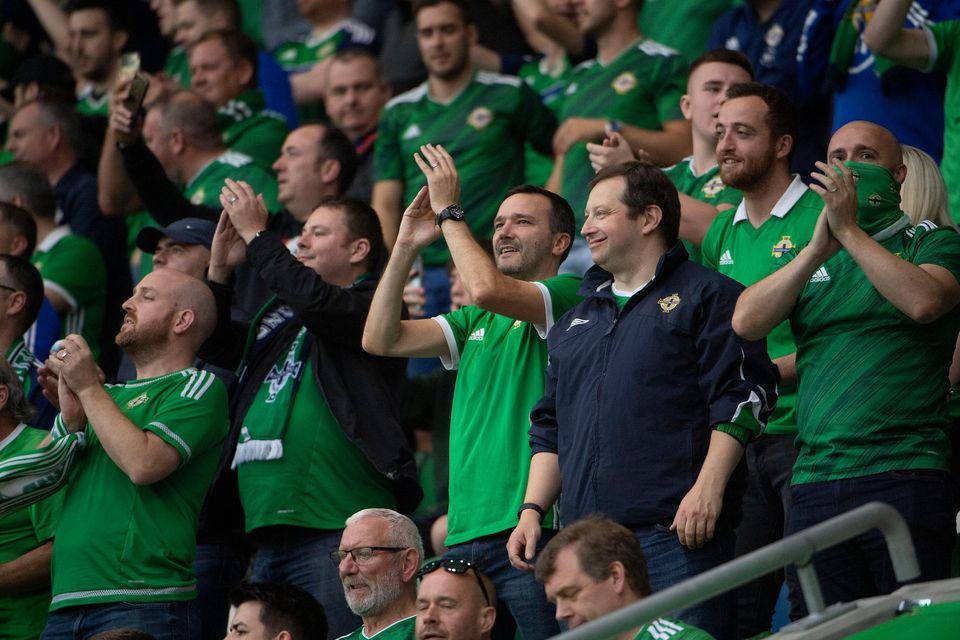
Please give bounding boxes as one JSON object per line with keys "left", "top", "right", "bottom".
{"left": 58, "top": 349, "right": 69, "bottom": 360}
{"left": 430, "top": 163, "right": 439, "bottom": 169}
{"left": 828, "top": 186, "right": 838, "bottom": 193}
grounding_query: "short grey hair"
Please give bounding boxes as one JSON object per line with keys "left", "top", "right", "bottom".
{"left": 345, "top": 508, "right": 424, "bottom": 563}
{"left": 0, "top": 356, "right": 34, "bottom": 425}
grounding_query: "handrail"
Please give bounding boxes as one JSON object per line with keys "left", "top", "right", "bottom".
{"left": 549, "top": 502, "right": 919, "bottom": 640}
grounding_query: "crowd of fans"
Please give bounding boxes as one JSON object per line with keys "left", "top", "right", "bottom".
{"left": 0, "top": 1, "right": 959, "bottom": 639}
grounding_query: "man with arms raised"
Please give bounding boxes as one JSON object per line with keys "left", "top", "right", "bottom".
{"left": 509, "top": 162, "right": 777, "bottom": 639}
{"left": 733, "top": 121, "right": 960, "bottom": 609}
{"left": 364, "top": 144, "right": 579, "bottom": 639}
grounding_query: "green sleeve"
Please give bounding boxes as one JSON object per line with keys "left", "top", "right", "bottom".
{"left": 29, "top": 488, "right": 64, "bottom": 541}
{"left": 700, "top": 217, "right": 723, "bottom": 271}
{"left": 910, "top": 224, "right": 960, "bottom": 283}
{"left": 143, "top": 372, "right": 229, "bottom": 465}
{"left": 715, "top": 421, "right": 754, "bottom": 446}
{"left": 230, "top": 118, "right": 288, "bottom": 169}
{"left": 438, "top": 305, "right": 474, "bottom": 353}
{"left": 542, "top": 274, "right": 583, "bottom": 318}
{"left": 654, "top": 55, "right": 687, "bottom": 123}
{"left": 714, "top": 186, "right": 744, "bottom": 207}
{"left": 513, "top": 82, "right": 558, "bottom": 156}
{"left": 38, "top": 238, "right": 106, "bottom": 309}
{"left": 374, "top": 106, "right": 404, "bottom": 182}
{"left": 929, "top": 20, "right": 960, "bottom": 72}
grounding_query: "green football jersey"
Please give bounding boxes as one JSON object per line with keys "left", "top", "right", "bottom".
{"left": 5, "top": 337, "right": 37, "bottom": 398}
{"left": 375, "top": 72, "right": 557, "bottom": 266}
{"left": 786, "top": 219, "right": 960, "bottom": 484}
{"left": 50, "top": 368, "right": 229, "bottom": 611}
{"left": 217, "top": 89, "right": 289, "bottom": 168}
{"left": 665, "top": 157, "right": 743, "bottom": 264}
{"left": 927, "top": 21, "right": 960, "bottom": 222}
{"left": 274, "top": 19, "right": 377, "bottom": 73}
{"left": 0, "top": 425, "right": 63, "bottom": 640}
{"left": 238, "top": 360, "right": 396, "bottom": 532}
{"left": 164, "top": 46, "right": 191, "bottom": 87}
{"left": 336, "top": 615, "right": 416, "bottom": 640}
{"left": 434, "top": 274, "right": 582, "bottom": 545}
{"left": 558, "top": 39, "right": 686, "bottom": 225}
{"left": 184, "top": 150, "right": 280, "bottom": 212}
{"left": 518, "top": 55, "right": 571, "bottom": 186}
{"left": 76, "top": 84, "right": 109, "bottom": 117}
{"left": 635, "top": 617, "right": 715, "bottom": 640}
{"left": 701, "top": 178, "right": 821, "bottom": 436}
{"left": 639, "top": 0, "right": 739, "bottom": 62}
{"left": 32, "top": 227, "right": 106, "bottom": 359}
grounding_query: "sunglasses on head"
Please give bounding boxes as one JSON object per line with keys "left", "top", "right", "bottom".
{"left": 416, "top": 558, "right": 491, "bottom": 606}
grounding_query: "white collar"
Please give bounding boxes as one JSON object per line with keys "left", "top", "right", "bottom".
{"left": 733, "top": 175, "right": 809, "bottom": 224}
{"left": 37, "top": 225, "right": 72, "bottom": 252}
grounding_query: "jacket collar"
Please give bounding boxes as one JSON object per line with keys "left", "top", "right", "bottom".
{"left": 580, "top": 242, "right": 690, "bottom": 297}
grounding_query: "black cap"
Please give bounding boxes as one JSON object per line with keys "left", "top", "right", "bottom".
{"left": 137, "top": 218, "right": 216, "bottom": 253}
{"left": 1, "top": 55, "right": 76, "bottom": 102}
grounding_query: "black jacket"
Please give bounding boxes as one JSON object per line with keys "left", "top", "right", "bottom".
{"left": 197, "top": 230, "right": 421, "bottom": 542}
{"left": 530, "top": 243, "right": 779, "bottom": 529}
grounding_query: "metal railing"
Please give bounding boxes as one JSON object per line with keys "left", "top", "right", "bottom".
{"left": 549, "top": 502, "right": 919, "bottom": 640}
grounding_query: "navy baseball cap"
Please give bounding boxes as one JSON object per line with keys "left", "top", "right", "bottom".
{"left": 136, "top": 218, "right": 216, "bottom": 253}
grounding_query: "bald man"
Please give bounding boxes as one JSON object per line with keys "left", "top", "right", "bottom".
{"left": 733, "top": 121, "right": 960, "bottom": 612}
{"left": 41, "top": 268, "right": 230, "bottom": 640}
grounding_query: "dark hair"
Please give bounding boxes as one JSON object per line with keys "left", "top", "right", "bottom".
{"left": 319, "top": 125, "right": 359, "bottom": 196}
{"left": 315, "top": 196, "right": 387, "bottom": 275}
{"left": 588, "top": 162, "right": 681, "bottom": 246}
{"left": 151, "top": 90, "right": 223, "bottom": 151}
{"left": 0, "top": 354, "right": 34, "bottom": 425}
{"left": 0, "top": 202, "right": 37, "bottom": 257}
{"left": 64, "top": 0, "right": 127, "bottom": 32}
{"left": 412, "top": 0, "right": 473, "bottom": 24}
{"left": 535, "top": 515, "right": 651, "bottom": 598}
{"left": 191, "top": 28, "right": 258, "bottom": 87}
{"left": 0, "top": 161, "right": 58, "bottom": 220}
{"left": 329, "top": 48, "right": 386, "bottom": 82}
{"left": 503, "top": 184, "right": 576, "bottom": 262}
{"left": 725, "top": 82, "right": 798, "bottom": 160}
{"left": 89, "top": 630, "right": 157, "bottom": 640}
{"left": 229, "top": 582, "right": 327, "bottom": 640}
{"left": 174, "top": 0, "right": 241, "bottom": 29}
{"left": 689, "top": 49, "right": 754, "bottom": 81}
{"left": 26, "top": 98, "right": 85, "bottom": 156}
{"left": 0, "top": 254, "right": 43, "bottom": 334}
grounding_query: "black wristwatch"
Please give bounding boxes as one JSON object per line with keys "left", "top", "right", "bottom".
{"left": 518, "top": 502, "right": 546, "bottom": 521}
{"left": 436, "top": 204, "right": 466, "bottom": 227}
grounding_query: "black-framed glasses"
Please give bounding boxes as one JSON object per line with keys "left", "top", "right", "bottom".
{"left": 329, "top": 546, "right": 406, "bottom": 566}
{"left": 416, "top": 558, "right": 491, "bottom": 606}
{"left": 0, "top": 284, "right": 18, "bottom": 293}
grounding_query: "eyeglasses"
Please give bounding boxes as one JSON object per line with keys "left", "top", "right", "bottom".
{"left": 329, "top": 546, "right": 406, "bottom": 566}
{"left": 416, "top": 558, "right": 491, "bottom": 606}
{"left": 0, "top": 284, "right": 18, "bottom": 293}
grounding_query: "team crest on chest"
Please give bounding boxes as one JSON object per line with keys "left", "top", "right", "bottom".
{"left": 611, "top": 72, "right": 637, "bottom": 95}
{"left": 127, "top": 392, "right": 149, "bottom": 408}
{"left": 771, "top": 235, "right": 794, "bottom": 258}
{"left": 512, "top": 319, "right": 522, "bottom": 329}
{"left": 701, "top": 176, "right": 725, "bottom": 199}
{"left": 467, "top": 106, "right": 493, "bottom": 130}
{"left": 190, "top": 188, "right": 204, "bottom": 204}
{"left": 658, "top": 293, "right": 681, "bottom": 313}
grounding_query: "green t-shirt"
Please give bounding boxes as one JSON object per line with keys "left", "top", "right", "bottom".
{"left": 238, "top": 357, "right": 397, "bottom": 531}
{"left": 32, "top": 226, "right": 106, "bottom": 359}
{"left": 784, "top": 219, "right": 960, "bottom": 484}
{"left": 218, "top": 89, "right": 289, "bottom": 168}
{"left": 184, "top": 150, "right": 280, "bottom": 212}
{"left": 375, "top": 72, "right": 557, "bottom": 266}
{"left": 164, "top": 46, "right": 191, "bottom": 87}
{"left": 50, "top": 368, "right": 229, "bottom": 611}
{"left": 518, "top": 55, "right": 571, "bottom": 187}
{"left": 76, "top": 84, "right": 109, "bottom": 117}
{"left": 664, "top": 157, "right": 744, "bottom": 263}
{"left": 5, "top": 337, "right": 37, "bottom": 399}
{"left": 0, "top": 425, "right": 64, "bottom": 640}
{"left": 701, "top": 178, "right": 821, "bottom": 436}
{"left": 638, "top": 0, "right": 740, "bottom": 63}
{"left": 434, "top": 274, "right": 582, "bottom": 545}
{"left": 927, "top": 21, "right": 960, "bottom": 222}
{"left": 336, "top": 615, "right": 416, "bottom": 640}
{"left": 558, "top": 39, "right": 686, "bottom": 225}
{"left": 635, "top": 617, "right": 715, "bottom": 639}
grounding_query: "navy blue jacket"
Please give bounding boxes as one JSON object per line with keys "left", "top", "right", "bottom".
{"left": 530, "top": 244, "right": 779, "bottom": 528}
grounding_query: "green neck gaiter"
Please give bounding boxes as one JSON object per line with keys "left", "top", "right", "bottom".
{"left": 845, "top": 161, "right": 908, "bottom": 237}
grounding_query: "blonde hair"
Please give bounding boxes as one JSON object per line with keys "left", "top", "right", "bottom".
{"left": 900, "top": 145, "right": 956, "bottom": 229}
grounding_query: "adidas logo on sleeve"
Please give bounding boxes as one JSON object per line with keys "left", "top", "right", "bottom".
{"left": 468, "top": 328, "right": 485, "bottom": 341}
{"left": 809, "top": 266, "right": 830, "bottom": 283}
{"left": 719, "top": 250, "right": 734, "bottom": 266}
